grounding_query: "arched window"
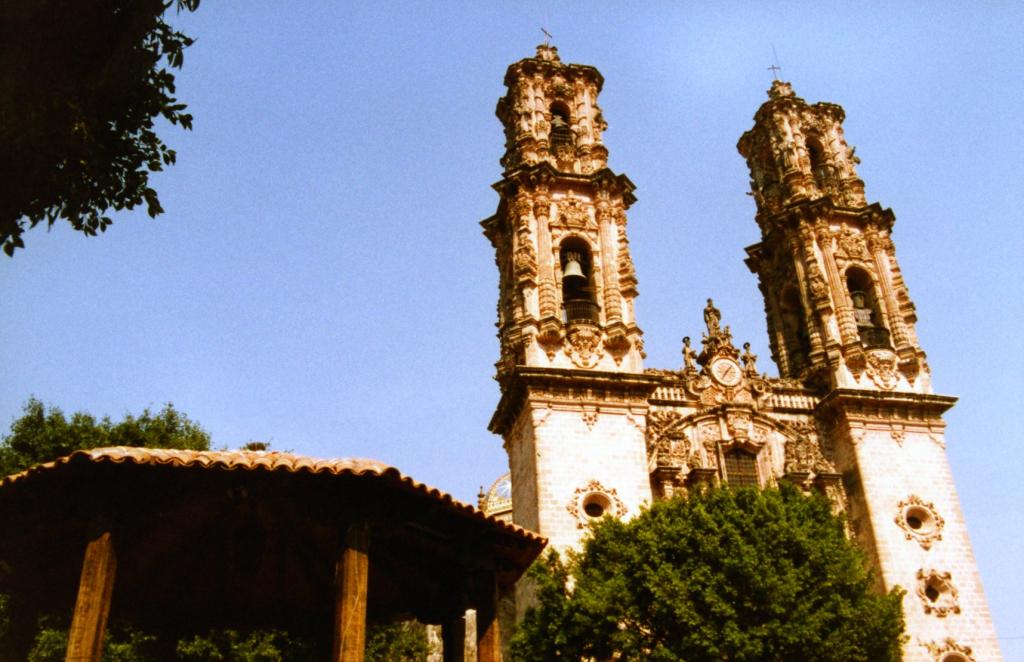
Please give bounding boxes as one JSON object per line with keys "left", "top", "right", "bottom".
{"left": 724, "top": 449, "right": 760, "bottom": 487}
{"left": 779, "top": 287, "right": 810, "bottom": 371}
{"left": 807, "top": 138, "right": 833, "bottom": 191}
{"left": 549, "top": 103, "right": 574, "bottom": 150}
{"left": 559, "top": 239, "right": 599, "bottom": 324}
{"left": 845, "top": 268, "right": 891, "bottom": 349}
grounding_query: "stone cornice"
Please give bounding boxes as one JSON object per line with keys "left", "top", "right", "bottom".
{"left": 816, "top": 388, "right": 957, "bottom": 423}
{"left": 754, "top": 200, "right": 895, "bottom": 240}
{"left": 491, "top": 162, "right": 636, "bottom": 205}
{"left": 502, "top": 56, "right": 604, "bottom": 92}
{"left": 489, "top": 367, "right": 662, "bottom": 435}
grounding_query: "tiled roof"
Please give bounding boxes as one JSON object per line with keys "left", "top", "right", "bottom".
{"left": 0, "top": 447, "right": 545, "bottom": 545}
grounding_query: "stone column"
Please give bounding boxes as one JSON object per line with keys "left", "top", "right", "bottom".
{"left": 867, "top": 232, "right": 909, "bottom": 348}
{"left": 533, "top": 187, "right": 556, "bottom": 321}
{"left": 333, "top": 522, "right": 370, "bottom": 662}
{"left": 596, "top": 194, "right": 622, "bottom": 326}
{"left": 812, "top": 225, "right": 856, "bottom": 347}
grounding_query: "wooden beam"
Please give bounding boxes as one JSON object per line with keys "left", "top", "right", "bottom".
{"left": 442, "top": 613, "right": 466, "bottom": 662}
{"left": 333, "top": 521, "right": 369, "bottom": 662}
{"left": 476, "top": 579, "right": 501, "bottom": 662}
{"left": 65, "top": 530, "right": 117, "bottom": 662}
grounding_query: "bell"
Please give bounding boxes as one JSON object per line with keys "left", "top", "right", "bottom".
{"left": 563, "top": 254, "right": 586, "bottom": 282}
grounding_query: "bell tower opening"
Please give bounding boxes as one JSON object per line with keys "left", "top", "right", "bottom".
{"left": 560, "top": 238, "right": 599, "bottom": 325}
{"left": 779, "top": 286, "right": 811, "bottom": 373}
{"left": 806, "top": 137, "right": 834, "bottom": 191}
{"left": 845, "top": 267, "right": 890, "bottom": 349}
{"left": 549, "top": 102, "right": 574, "bottom": 151}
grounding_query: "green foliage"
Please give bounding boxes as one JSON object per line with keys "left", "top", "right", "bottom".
{"left": 0, "top": 0, "right": 200, "bottom": 256}
{"left": 25, "top": 622, "right": 66, "bottom": 662}
{"left": 0, "top": 397, "right": 210, "bottom": 477}
{"left": 511, "top": 485, "right": 905, "bottom": 662}
{"left": 176, "top": 629, "right": 317, "bottom": 661}
{"left": 365, "top": 621, "right": 431, "bottom": 662}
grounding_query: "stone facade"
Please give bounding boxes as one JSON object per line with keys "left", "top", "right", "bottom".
{"left": 483, "top": 45, "right": 1001, "bottom": 661}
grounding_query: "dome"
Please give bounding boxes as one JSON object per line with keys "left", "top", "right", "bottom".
{"left": 478, "top": 472, "right": 512, "bottom": 519}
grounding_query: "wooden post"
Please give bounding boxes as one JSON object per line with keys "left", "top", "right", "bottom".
{"left": 442, "top": 613, "right": 466, "bottom": 662}
{"left": 66, "top": 530, "right": 117, "bottom": 662}
{"left": 476, "top": 578, "right": 501, "bottom": 662}
{"left": 333, "top": 521, "right": 369, "bottom": 662}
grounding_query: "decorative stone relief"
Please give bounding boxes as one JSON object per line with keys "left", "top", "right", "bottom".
{"left": 647, "top": 410, "right": 700, "bottom": 469}
{"left": 566, "top": 479, "right": 627, "bottom": 528}
{"left": 564, "top": 324, "right": 603, "bottom": 368}
{"left": 555, "top": 193, "right": 593, "bottom": 231}
{"left": 514, "top": 240, "right": 537, "bottom": 281}
{"left": 916, "top": 569, "right": 960, "bottom": 617}
{"left": 922, "top": 638, "right": 976, "bottom": 662}
{"left": 865, "top": 350, "right": 899, "bottom": 390}
{"left": 836, "top": 225, "right": 868, "bottom": 260}
{"left": 784, "top": 433, "right": 834, "bottom": 475}
{"left": 895, "top": 496, "right": 944, "bottom": 550}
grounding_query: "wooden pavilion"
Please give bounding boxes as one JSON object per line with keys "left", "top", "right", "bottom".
{"left": 0, "top": 447, "right": 545, "bottom": 661}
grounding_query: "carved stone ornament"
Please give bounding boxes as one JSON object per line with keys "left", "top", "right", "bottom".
{"left": 806, "top": 263, "right": 829, "bottom": 302}
{"left": 916, "top": 569, "right": 961, "bottom": 617}
{"left": 555, "top": 194, "right": 593, "bottom": 230}
{"left": 647, "top": 410, "right": 700, "bottom": 469}
{"left": 895, "top": 495, "right": 945, "bottom": 550}
{"left": 564, "top": 324, "right": 603, "bottom": 368}
{"left": 922, "top": 637, "right": 976, "bottom": 662}
{"left": 784, "top": 433, "right": 835, "bottom": 475}
{"left": 566, "top": 479, "right": 627, "bottom": 528}
{"left": 837, "top": 225, "right": 868, "bottom": 259}
{"left": 865, "top": 350, "right": 899, "bottom": 390}
{"left": 514, "top": 241, "right": 537, "bottom": 280}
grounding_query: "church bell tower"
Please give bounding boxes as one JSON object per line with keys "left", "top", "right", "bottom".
{"left": 739, "top": 81, "right": 1001, "bottom": 661}
{"left": 483, "top": 45, "right": 657, "bottom": 552}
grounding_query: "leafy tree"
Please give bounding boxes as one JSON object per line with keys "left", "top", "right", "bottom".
{"left": 0, "top": 0, "right": 200, "bottom": 256}
{"left": 176, "top": 628, "right": 317, "bottom": 661}
{"left": 27, "top": 620, "right": 158, "bottom": 661}
{"left": 365, "top": 621, "right": 431, "bottom": 662}
{"left": 0, "top": 397, "right": 210, "bottom": 477}
{"left": 511, "top": 485, "right": 905, "bottom": 662}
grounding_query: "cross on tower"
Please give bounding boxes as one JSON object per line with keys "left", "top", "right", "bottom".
{"left": 540, "top": 27, "right": 553, "bottom": 45}
{"left": 768, "top": 63, "right": 782, "bottom": 80}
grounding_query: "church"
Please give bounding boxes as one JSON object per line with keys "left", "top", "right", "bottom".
{"left": 477, "top": 44, "right": 1001, "bottom": 662}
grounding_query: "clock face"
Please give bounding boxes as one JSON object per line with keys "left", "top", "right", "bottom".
{"left": 710, "top": 358, "right": 742, "bottom": 386}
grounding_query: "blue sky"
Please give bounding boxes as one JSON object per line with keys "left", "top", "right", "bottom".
{"left": 2, "top": 2, "right": 1021, "bottom": 653}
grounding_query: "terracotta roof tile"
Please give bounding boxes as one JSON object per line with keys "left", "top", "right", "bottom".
{"left": 0, "top": 447, "right": 545, "bottom": 545}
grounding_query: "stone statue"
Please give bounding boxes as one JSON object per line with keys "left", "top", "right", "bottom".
{"left": 682, "top": 336, "right": 697, "bottom": 371}
{"left": 703, "top": 298, "right": 721, "bottom": 335}
{"left": 741, "top": 342, "right": 758, "bottom": 375}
